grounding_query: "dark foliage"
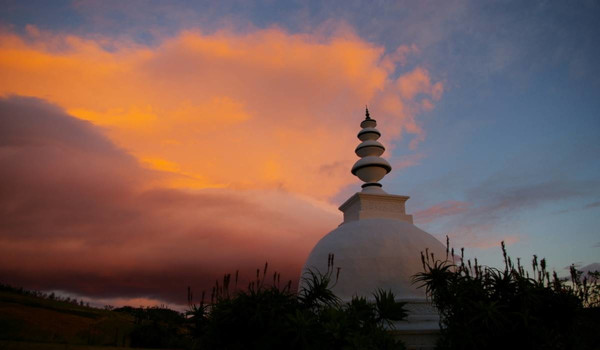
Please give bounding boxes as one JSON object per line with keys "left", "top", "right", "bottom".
{"left": 413, "top": 239, "right": 600, "bottom": 350}
{"left": 115, "top": 306, "right": 190, "bottom": 349}
{"left": 0, "top": 283, "right": 91, "bottom": 308}
{"left": 187, "top": 258, "right": 407, "bottom": 350}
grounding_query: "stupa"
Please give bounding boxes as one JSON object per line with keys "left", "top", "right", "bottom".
{"left": 301, "top": 107, "right": 445, "bottom": 349}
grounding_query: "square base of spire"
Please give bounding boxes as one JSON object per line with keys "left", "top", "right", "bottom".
{"left": 339, "top": 192, "right": 413, "bottom": 224}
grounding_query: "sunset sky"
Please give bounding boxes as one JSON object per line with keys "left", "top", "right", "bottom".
{"left": 0, "top": 0, "right": 599, "bottom": 308}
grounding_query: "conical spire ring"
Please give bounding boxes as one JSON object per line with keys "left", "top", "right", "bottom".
{"left": 351, "top": 107, "right": 391, "bottom": 192}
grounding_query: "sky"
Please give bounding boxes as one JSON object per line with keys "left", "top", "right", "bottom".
{"left": 0, "top": 0, "right": 598, "bottom": 309}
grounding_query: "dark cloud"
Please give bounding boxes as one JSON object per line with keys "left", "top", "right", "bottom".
{"left": 416, "top": 174, "right": 600, "bottom": 249}
{"left": 0, "top": 96, "right": 337, "bottom": 305}
{"left": 464, "top": 179, "right": 597, "bottom": 222}
{"left": 581, "top": 263, "right": 600, "bottom": 273}
{"left": 552, "top": 200, "right": 600, "bottom": 215}
{"left": 584, "top": 201, "right": 600, "bottom": 209}
{"left": 579, "top": 263, "right": 600, "bottom": 282}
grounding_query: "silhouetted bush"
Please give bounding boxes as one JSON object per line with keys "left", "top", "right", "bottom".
{"left": 0, "top": 283, "right": 89, "bottom": 307}
{"left": 413, "top": 240, "right": 600, "bottom": 350}
{"left": 115, "top": 306, "right": 189, "bottom": 349}
{"left": 187, "top": 259, "right": 407, "bottom": 350}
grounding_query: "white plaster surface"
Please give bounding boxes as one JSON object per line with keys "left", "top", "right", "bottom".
{"left": 340, "top": 192, "right": 413, "bottom": 223}
{"left": 301, "top": 218, "right": 446, "bottom": 301}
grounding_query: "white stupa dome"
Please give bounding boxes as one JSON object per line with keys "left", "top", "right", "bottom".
{"left": 303, "top": 217, "right": 445, "bottom": 300}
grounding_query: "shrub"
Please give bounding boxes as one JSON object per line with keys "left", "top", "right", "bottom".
{"left": 115, "top": 306, "right": 189, "bottom": 349}
{"left": 187, "top": 258, "right": 407, "bottom": 349}
{"left": 413, "top": 240, "right": 600, "bottom": 350}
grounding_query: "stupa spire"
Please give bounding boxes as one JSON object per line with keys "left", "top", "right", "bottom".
{"left": 351, "top": 107, "right": 392, "bottom": 193}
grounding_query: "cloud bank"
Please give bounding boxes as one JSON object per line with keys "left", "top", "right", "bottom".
{"left": 0, "top": 96, "right": 339, "bottom": 305}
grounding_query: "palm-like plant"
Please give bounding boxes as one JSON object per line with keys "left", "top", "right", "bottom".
{"left": 373, "top": 289, "right": 407, "bottom": 327}
{"left": 413, "top": 239, "right": 595, "bottom": 350}
{"left": 298, "top": 269, "right": 340, "bottom": 309}
{"left": 186, "top": 256, "right": 408, "bottom": 349}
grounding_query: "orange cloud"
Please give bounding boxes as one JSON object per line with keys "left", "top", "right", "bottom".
{"left": 0, "top": 96, "right": 339, "bottom": 303}
{"left": 0, "top": 26, "right": 442, "bottom": 200}
{"left": 392, "top": 152, "right": 428, "bottom": 171}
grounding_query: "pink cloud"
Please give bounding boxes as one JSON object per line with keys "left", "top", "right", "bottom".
{"left": 414, "top": 200, "right": 470, "bottom": 224}
{"left": 0, "top": 97, "right": 338, "bottom": 304}
{"left": 446, "top": 223, "right": 520, "bottom": 250}
{"left": 392, "top": 152, "right": 427, "bottom": 171}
